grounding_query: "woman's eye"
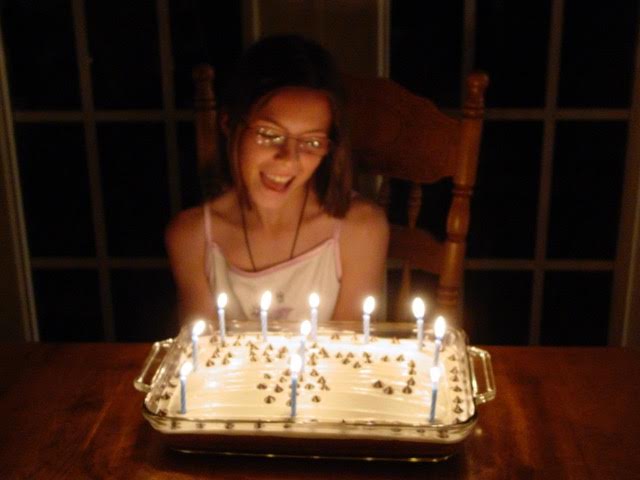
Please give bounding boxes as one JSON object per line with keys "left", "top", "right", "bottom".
{"left": 257, "top": 128, "right": 285, "bottom": 144}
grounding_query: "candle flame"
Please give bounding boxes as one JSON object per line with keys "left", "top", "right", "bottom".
{"left": 180, "top": 361, "right": 194, "bottom": 377}
{"left": 309, "top": 292, "right": 320, "bottom": 308}
{"left": 434, "top": 316, "right": 446, "bottom": 339}
{"left": 411, "top": 297, "right": 426, "bottom": 319}
{"left": 290, "top": 353, "right": 302, "bottom": 374}
{"left": 430, "top": 365, "right": 442, "bottom": 383}
{"left": 217, "top": 292, "right": 228, "bottom": 309}
{"left": 300, "top": 320, "right": 312, "bottom": 337}
{"left": 260, "top": 290, "right": 272, "bottom": 310}
{"left": 192, "top": 319, "right": 206, "bottom": 337}
{"left": 363, "top": 296, "right": 376, "bottom": 315}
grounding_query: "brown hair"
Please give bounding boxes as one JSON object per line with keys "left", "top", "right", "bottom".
{"left": 214, "top": 35, "right": 352, "bottom": 217}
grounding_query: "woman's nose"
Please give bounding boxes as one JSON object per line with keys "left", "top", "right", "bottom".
{"left": 274, "top": 137, "right": 300, "bottom": 162}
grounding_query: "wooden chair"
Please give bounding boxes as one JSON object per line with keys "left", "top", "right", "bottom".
{"left": 192, "top": 64, "right": 489, "bottom": 331}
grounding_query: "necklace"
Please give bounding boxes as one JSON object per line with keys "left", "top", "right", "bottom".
{"left": 240, "top": 185, "right": 310, "bottom": 272}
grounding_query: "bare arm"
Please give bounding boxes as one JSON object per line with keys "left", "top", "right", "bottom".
{"left": 165, "top": 207, "right": 215, "bottom": 324}
{"left": 331, "top": 198, "right": 389, "bottom": 322}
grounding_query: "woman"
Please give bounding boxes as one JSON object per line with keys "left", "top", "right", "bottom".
{"left": 166, "top": 35, "right": 388, "bottom": 325}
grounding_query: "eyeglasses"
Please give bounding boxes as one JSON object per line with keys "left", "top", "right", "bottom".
{"left": 244, "top": 125, "right": 332, "bottom": 156}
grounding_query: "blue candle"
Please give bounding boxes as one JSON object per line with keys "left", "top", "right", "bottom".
{"left": 290, "top": 354, "right": 302, "bottom": 418}
{"left": 179, "top": 361, "right": 193, "bottom": 414}
{"left": 299, "top": 320, "right": 311, "bottom": 374}
{"left": 429, "top": 365, "right": 441, "bottom": 423}
{"left": 432, "top": 316, "right": 447, "bottom": 366}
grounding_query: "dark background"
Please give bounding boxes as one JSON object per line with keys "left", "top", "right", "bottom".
{"left": 1, "top": 0, "right": 638, "bottom": 345}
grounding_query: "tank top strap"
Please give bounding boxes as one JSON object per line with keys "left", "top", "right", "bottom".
{"left": 332, "top": 219, "right": 343, "bottom": 241}
{"left": 203, "top": 202, "right": 213, "bottom": 246}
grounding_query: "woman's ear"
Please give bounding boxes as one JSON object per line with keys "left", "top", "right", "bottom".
{"left": 219, "top": 112, "right": 231, "bottom": 137}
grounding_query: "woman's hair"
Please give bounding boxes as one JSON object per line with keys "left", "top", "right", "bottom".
{"left": 213, "top": 34, "right": 352, "bottom": 217}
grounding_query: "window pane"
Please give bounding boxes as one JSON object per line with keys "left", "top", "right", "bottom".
{"left": 170, "top": 0, "right": 243, "bottom": 109}
{"left": 464, "top": 271, "right": 531, "bottom": 345}
{"left": 177, "top": 122, "right": 203, "bottom": 208}
{"left": 547, "top": 121, "right": 626, "bottom": 259}
{"left": 475, "top": 0, "right": 551, "bottom": 107}
{"left": 97, "top": 123, "right": 170, "bottom": 257}
{"left": 112, "top": 269, "right": 178, "bottom": 341}
{"left": 541, "top": 271, "right": 611, "bottom": 346}
{"left": 86, "top": 1, "right": 162, "bottom": 109}
{"left": 390, "top": 0, "right": 463, "bottom": 107}
{"left": 15, "top": 124, "right": 95, "bottom": 257}
{"left": 33, "top": 270, "right": 103, "bottom": 341}
{"left": 1, "top": 0, "right": 80, "bottom": 109}
{"left": 468, "top": 121, "right": 542, "bottom": 259}
{"left": 558, "top": 0, "right": 639, "bottom": 108}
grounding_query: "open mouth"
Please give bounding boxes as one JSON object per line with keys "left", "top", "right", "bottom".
{"left": 260, "top": 172, "right": 295, "bottom": 193}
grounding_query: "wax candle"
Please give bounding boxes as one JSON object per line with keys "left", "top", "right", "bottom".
{"left": 191, "top": 319, "right": 206, "bottom": 370}
{"left": 217, "top": 293, "right": 228, "bottom": 342}
{"left": 362, "top": 296, "right": 375, "bottom": 343}
{"left": 308, "top": 293, "right": 320, "bottom": 341}
{"left": 433, "top": 315, "right": 447, "bottom": 367}
{"left": 259, "top": 291, "right": 272, "bottom": 342}
{"left": 179, "top": 361, "right": 193, "bottom": 414}
{"left": 299, "top": 320, "right": 311, "bottom": 373}
{"left": 412, "top": 297, "right": 426, "bottom": 350}
{"left": 289, "top": 353, "right": 302, "bottom": 418}
{"left": 429, "top": 365, "right": 442, "bottom": 423}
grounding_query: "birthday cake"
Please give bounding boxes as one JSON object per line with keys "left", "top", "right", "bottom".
{"left": 136, "top": 321, "right": 495, "bottom": 459}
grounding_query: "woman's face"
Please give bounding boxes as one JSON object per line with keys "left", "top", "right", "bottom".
{"left": 237, "top": 87, "right": 332, "bottom": 211}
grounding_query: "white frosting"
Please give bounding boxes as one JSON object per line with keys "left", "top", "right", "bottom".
{"left": 156, "top": 332, "right": 474, "bottom": 426}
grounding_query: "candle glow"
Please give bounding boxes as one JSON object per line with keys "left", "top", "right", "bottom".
{"left": 259, "top": 291, "right": 272, "bottom": 341}
{"left": 412, "top": 297, "right": 426, "bottom": 349}
{"left": 433, "top": 315, "right": 447, "bottom": 366}
{"left": 217, "top": 293, "right": 228, "bottom": 341}
{"left": 362, "top": 296, "right": 375, "bottom": 344}
{"left": 191, "top": 319, "right": 206, "bottom": 370}
{"left": 309, "top": 293, "right": 320, "bottom": 341}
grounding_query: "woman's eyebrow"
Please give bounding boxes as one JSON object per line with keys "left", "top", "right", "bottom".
{"left": 254, "top": 116, "right": 328, "bottom": 135}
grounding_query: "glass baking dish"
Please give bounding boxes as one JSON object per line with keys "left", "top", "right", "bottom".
{"left": 134, "top": 320, "right": 495, "bottom": 462}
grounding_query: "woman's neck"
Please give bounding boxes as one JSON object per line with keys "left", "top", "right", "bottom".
{"left": 244, "top": 187, "right": 312, "bottom": 233}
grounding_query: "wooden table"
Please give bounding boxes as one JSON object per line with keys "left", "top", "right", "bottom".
{"left": 0, "top": 343, "right": 639, "bottom": 479}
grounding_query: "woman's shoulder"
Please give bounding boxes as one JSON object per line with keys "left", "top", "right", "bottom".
{"left": 165, "top": 204, "right": 204, "bottom": 248}
{"left": 342, "top": 194, "right": 388, "bottom": 230}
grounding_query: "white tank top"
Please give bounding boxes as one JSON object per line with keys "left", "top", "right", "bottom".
{"left": 204, "top": 205, "right": 342, "bottom": 325}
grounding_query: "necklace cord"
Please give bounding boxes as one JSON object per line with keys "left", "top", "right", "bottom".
{"left": 240, "top": 185, "right": 310, "bottom": 272}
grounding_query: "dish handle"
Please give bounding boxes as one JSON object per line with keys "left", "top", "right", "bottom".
{"left": 467, "top": 346, "right": 496, "bottom": 404}
{"left": 133, "top": 338, "right": 174, "bottom": 393}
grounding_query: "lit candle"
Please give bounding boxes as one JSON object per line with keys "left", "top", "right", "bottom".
{"left": 289, "top": 353, "right": 302, "bottom": 418}
{"left": 308, "top": 293, "right": 320, "bottom": 341}
{"left": 191, "top": 319, "right": 206, "bottom": 370}
{"left": 412, "top": 297, "right": 426, "bottom": 350}
{"left": 433, "top": 315, "right": 447, "bottom": 366}
{"left": 217, "top": 293, "right": 228, "bottom": 342}
{"left": 259, "top": 291, "right": 272, "bottom": 342}
{"left": 299, "top": 320, "right": 311, "bottom": 373}
{"left": 179, "top": 361, "right": 193, "bottom": 414}
{"left": 362, "top": 296, "right": 376, "bottom": 344}
{"left": 429, "top": 365, "right": 442, "bottom": 423}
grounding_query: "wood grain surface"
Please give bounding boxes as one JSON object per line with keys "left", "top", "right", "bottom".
{"left": 1, "top": 343, "right": 638, "bottom": 479}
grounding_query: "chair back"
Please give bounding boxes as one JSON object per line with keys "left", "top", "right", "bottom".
{"left": 191, "top": 64, "right": 489, "bottom": 329}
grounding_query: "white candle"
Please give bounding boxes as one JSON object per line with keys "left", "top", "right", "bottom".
{"left": 433, "top": 315, "right": 447, "bottom": 366}
{"left": 429, "top": 365, "right": 442, "bottom": 423}
{"left": 217, "top": 293, "right": 228, "bottom": 341}
{"left": 179, "top": 361, "right": 193, "bottom": 414}
{"left": 412, "top": 297, "right": 426, "bottom": 350}
{"left": 259, "top": 291, "right": 272, "bottom": 342}
{"left": 299, "top": 320, "right": 311, "bottom": 373}
{"left": 191, "top": 319, "right": 206, "bottom": 370}
{"left": 308, "top": 293, "right": 320, "bottom": 341}
{"left": 362, "top": 296, "right": 375, "bottom": 344}
{"left": 289, "top": 353, "right": 302, "bottom": 418}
